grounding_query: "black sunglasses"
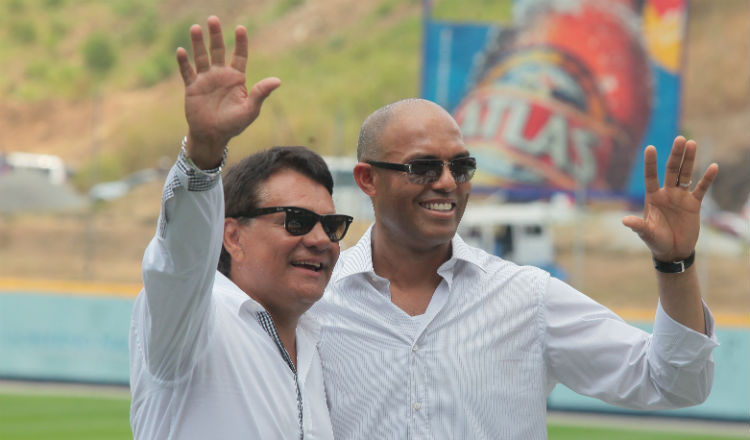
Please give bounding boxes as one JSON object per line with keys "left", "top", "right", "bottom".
{"left": 366, "top": 156, "right": 477, "bottom": 184}
{"left": 241, "top": 206, "right": 353, "bottom": 242}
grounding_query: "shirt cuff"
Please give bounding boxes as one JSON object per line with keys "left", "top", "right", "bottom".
{"left": 652, "top": 300, "right": 719, "bottom": 367}
{"left": 176, "top": 144, "right": 223, "bottom": 192}
{"left": 156, "top": 143, "right": 224, "bottom": 238}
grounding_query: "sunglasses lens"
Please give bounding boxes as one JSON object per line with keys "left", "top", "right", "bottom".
{"left": 450, "top": 158, "right": 476, "bottom": 183}
{"left": 285, "top": 211, "right": 317, "bottom": 236}
{"left": 321, "top": 216, "right": 352, "bottom": 242}
{"left": 407, "top": 160, "right": 443, "bottom": 184}
{"left": 407, "top": 158, "right": 477, "bottom": 184}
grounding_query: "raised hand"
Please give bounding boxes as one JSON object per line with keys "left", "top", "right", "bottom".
{"left": 176, "top": 16, "right": 281, "bottom": 169}
{"left": 622, "top": 136, "right": 719, "bottom": 262}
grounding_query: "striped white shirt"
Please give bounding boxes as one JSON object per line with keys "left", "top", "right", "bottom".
{"left": 310, "top": 226, "right": 717, "bottom": 439}
{"left": 129, "top": 154, "right": 334, "bottom": 439}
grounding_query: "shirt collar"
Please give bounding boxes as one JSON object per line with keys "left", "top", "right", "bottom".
{"left": 331, "top": 224, "right": 377, "bottom": 283}
{"left": 214, "top": 270, "right": 263, "bottom": 315}
{"left": 332, "top": 224, "right": 488, "bottom": 285}
{"left": 448, "top": 232, "right": 488, "bottom": 273}
{"left": 213, "top": 270, "right": 321, "bottom": 338}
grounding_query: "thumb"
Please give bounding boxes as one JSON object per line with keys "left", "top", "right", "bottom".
{"left": 248, "top": 77, "right": 281, "bottom": 107}
{"left": 622, "top": 215, "right": 646, "bottom": 235}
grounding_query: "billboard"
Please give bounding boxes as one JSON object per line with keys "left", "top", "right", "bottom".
{"left": 422, "top": 0, "right": 688, "bottom": 201}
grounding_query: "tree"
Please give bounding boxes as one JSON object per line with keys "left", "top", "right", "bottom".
{"left": 82, "top": 33, "right": 117, "bottom": 78}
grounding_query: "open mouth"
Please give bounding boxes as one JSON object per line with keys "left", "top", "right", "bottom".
{"left": 291, "top": 261, "right": 324, "bottom": 272}
{"left": 419, "top": 201, "right": 455, "bottom": 212}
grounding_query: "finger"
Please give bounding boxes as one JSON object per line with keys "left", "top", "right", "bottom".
{"left": 190, "top": 24, "right": 210, "bottom": 73}
{"left": 230, "top": 26, "right": 248, "bottom": 73}
{"left": 622, "top": 215, "right": 648, "bottom": 237}
{"left": 176, "top": 47, "right": 196, "bottom": 86}
{"left": 642, "top": 145, "right": 660, "bottom": 194}
{"left": 663, "top": 136, "right": 686, "bottom": 188}
{"left": 248, "top": 77, "right": 282, "bottom": 108}
{"left": 677, "top": 139, "right": 697, "bottom": 187}
{"left": 691, "top": 163, "right": 719, "bottom": 202}
{"left": 207, "top": 16, "right": 226, "bottom": 66}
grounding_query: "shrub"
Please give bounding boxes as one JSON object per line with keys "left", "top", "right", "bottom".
{"left": 137, "top": 55, "right": 173, "bottom": 87}
{"left": 134, "top": 10, "right": 159, "bottom": 45}
{"left": 10, "top": 21, "right": 37, "bottom": 44}
{"left": 82, "top": 33, "right": 117, "bottom": 77}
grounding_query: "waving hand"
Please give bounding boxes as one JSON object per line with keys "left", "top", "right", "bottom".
{"left": 622, "top": 136, "right": 718, "bottom": 262}
{"left": 176, "top": 16, "right": 281, "bottom": 169}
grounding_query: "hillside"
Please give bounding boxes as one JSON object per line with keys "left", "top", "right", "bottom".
{"left": 0, "top": 0, "right": 748, "bottom": 315}
{"left": 1, "top": 0, "right": 747, "bottom": 194}
{"left": 1, "top": 0, "right": 424, "bottom": 179}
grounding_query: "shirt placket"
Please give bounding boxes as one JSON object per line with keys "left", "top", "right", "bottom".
{"left": 408, "top": 336, "right": 430, "bottom": 439}
{"left": 256, "top": 310, "right": 304, "bottom": 440}
{"left": 408, "top": 276, "right": 452, "bottom": 439}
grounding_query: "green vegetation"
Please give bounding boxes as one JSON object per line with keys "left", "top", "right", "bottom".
{"left": 548, "top": 424, "right": 747, "bottom": 440}
{"left": 1, "top": 392, "right": 745, "bottom": 440}
{"left": 82, "top": 33, "right": 118, "bottom": 78}
{"left": 0, "top": 392, "right": 132, "bottom": 440}
{"left": 273, "top": 0, "right": 305, "bottom": 18}
{"left": 431, "top": 0, "right": 513, "bottom": 22}
{"left": 1, "top": 0, "right": 515, "bottom": 187}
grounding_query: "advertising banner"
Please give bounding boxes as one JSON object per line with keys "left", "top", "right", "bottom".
{"left": 422, "top": 0, "right": 687, "bottom": 201}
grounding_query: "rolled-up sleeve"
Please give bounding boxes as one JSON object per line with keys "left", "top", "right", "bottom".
{"left": 648, "top": 300, "right": 718, "bottom": 403}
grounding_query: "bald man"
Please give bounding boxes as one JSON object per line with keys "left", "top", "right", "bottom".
{"left": 311, "top": 98, "right": 719, "bottom": 439}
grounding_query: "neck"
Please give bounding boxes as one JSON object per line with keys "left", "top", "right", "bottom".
{"left": 371, "top": 225, "right": 451, "bottom": 290}
{"left": 232, "top": 271, "right": 304, "bottom": 367}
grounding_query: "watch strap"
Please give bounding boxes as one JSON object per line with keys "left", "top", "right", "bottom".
{"left": 653, "top": 251, "right": 695, "bottom": 273}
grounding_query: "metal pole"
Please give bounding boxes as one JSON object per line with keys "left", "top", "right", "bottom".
{"left": 573, "top": 183, "right": 587, "bottom": 290}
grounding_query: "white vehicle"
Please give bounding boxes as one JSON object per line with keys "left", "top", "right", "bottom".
{"left": 5, "top": 152, "right": 67, "bottom": 185}
{"left": 459, "top": 197, "right": 574, "bottom": 279}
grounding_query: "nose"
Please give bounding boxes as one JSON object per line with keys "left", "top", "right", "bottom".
{"left": 431, "top": 162, "right": 457, "bottom": 192}
{"left": 301, "top": 220, "right": 332, "bottom": 250}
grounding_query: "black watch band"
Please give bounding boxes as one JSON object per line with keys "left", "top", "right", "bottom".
{"left": 653, "top": 251, "right": 695, "bottom": 273}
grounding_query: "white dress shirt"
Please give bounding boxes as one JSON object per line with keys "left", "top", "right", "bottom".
{"left": 129, "top": 155, "right": 334, "bottom": 440}
{"left": 310, "top": 226, "right": 718, "bottom": 439}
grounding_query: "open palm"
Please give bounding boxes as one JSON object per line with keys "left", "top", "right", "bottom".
{"left": 622, "top": 137, "right": 718, "bottom": 262}
{"left": 176, "top": 16, "right": 280, "bottom": 168}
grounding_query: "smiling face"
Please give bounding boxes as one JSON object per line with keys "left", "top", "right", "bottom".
{"left": 227, "top": 168, "right": 340, "bottom": 320}
{"left": 370, "top": 101, "right": 471, "bottom": 252}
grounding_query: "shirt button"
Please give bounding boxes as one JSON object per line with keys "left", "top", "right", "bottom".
{"left": 413, "top": 402, "right": 421, "bottom": 411}
{"left": 412, "top": 344, "right": 419, "bottom": 352}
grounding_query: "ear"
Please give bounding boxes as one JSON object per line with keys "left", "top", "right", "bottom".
{"left": 223, "top": 218, "right": 246, "bottom": 261}
{"left": 353, "top": 162, "right": 377, "bottom": 197}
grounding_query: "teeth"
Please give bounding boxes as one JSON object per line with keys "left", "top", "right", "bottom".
{"left": 293, "top": 261, "right": 322, "bottom": 271}
{"left": 423, "top": 202, "right": 453, "bottom": 211}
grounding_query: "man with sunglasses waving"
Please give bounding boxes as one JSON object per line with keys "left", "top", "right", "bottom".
{"left": 310, "top": 98, "right": 719, "bottom": 439}
{"left": 129, "top": 17, "right": 347, "bottom": 439}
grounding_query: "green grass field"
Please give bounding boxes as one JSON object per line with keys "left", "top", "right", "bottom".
{"left": 0, "top": 392, "right": 132, "bottom": 440}
{"left": 547, "top": 425, "right": 747, "bottom": 440}
{"left": 0, "top": 392, "right": 746, "bottom": 440}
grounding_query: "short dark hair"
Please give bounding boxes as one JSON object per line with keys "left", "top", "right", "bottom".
{"left": 218, "top": 146, "right": 334, "bottom": 276}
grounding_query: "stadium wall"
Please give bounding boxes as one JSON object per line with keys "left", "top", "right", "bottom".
{"left": 0, "top": 288, "right": 747, "bottom": 421}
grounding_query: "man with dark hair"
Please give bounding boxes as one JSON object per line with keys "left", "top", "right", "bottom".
{"left": 217, "top": 146, "right": 336, "bottom": 276}
{"left": 312, "top": 98, "right": 719, "bottom": 439}
{"left": 129, "top": 17, "right": 349, "bottom": 439}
